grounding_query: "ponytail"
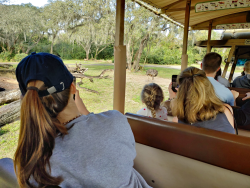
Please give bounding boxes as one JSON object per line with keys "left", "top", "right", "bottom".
{"left": 14, "top": 82, "right": 69, "bottom": 187}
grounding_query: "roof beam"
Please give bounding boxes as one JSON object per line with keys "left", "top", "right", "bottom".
{"left": 133, "top": 0, "right": 184, "bottom": 28}
{"left": 162, "top": 6, "right": 195, "bottom": 13}
{"left": 191, "top": 11, "right": 248, "bottom": 30}
{"left": 161, "top": 0, "right": 186, "bottom": 10}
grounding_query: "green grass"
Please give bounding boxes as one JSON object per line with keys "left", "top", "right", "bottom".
{"left": 63, "top": 59, "right": 112, "bottom": 65}
{"left": 138, "top": 67, "right": 181, "bottom": 79}
{"left": 0, "top": 121, "right": 20, "bottom": 158}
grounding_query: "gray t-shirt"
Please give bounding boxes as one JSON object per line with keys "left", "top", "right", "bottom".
{"left": 232, "top": 75, "right": 250, "bottom": 89}
{"left": 49, "top": 110, "right": 151, "bottom": 188}
{"left": 179, "top": 113, "right": 235, "bottom": 134}
{"left": 207, "top": 77, "right": 234, "bottom": 106}
{"left": 217, "top": 76, "right": 230, "bottom": 87}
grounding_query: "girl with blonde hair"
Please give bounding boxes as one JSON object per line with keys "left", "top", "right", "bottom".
{"left": 170, "top": 67, "right": 235, "bottom": 134}
{"left": 137, "top": 83, "right": 168, "bottom": 121}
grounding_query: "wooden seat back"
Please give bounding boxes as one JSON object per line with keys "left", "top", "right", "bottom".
{"left": 228, "top": 87, "right": 250, "bottom": 106}
{"left": 126, "top": 113, "right": 250, "bottom": 187}
{"left": 126, "top": 113, "right": 250, "bottom": 175}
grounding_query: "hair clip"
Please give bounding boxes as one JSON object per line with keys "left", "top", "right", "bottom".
{"left": 27, "top": 87, "right": 39, "bottom": 92}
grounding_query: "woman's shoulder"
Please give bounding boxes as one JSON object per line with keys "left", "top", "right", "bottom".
{"left": 87, "top": 110, "right": 128, "bottom": 126}
{"left": 222, "top": 104, "right": 234, "bottom": 128}
{"left": 223, "top": 103, "right": 233, "bottom": 114}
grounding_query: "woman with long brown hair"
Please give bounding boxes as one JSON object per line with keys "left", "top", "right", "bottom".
{"left": 14, "top": 52, "right": 151, "bottom": 188}
{"left": 169, "top": 67, "right": 235, "bottom": 134}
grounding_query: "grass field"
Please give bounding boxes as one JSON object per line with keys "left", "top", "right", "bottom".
{"left": 0, "top": 62, "right": 179, "bottom": 159}
{"left": 0, "top": 59, "right": 244, "bottom": 159}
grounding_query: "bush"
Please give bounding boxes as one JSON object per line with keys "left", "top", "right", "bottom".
{"left": 0, "top": 51, "right": 13, "bottom": 61}
{"left": 141, "top": 47, "right": 182, "bottom": 65}
{"left": 13, "top": 53, "right": 27, "bottom": 62}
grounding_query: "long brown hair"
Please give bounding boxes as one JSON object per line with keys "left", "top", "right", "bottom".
{"left": 141, "top": 83, "right": 164, "bottom": 118}
{"left": 171, "top": 67, "right": 224, "bottom": 124}
{"left": 14, "top": 80, "right": 70, "bottom": 187}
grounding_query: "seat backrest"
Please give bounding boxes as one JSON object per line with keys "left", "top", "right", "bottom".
{"left": 125, "top": 113, "right": 250, "bottom": 176}
{"left": 228, "top": 87, "right": 250, "bottom": 106}
{"left": 0, "top": 158, "right": 18, "bottom": 188}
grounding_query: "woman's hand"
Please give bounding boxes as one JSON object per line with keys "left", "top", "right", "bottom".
{"left": 168, "top": 82, "right": 177, "bottom": 100}
{"left": 242, "top": 92, "right": 250, "bottom": 101}
{"left": 75, "top": 89, "right": 90, "bottom": 115}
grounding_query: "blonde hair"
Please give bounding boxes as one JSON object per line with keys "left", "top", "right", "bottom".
{"left": 244, "top": 61, "right": 250, "bottom": 74}
{"left": 171, "top": 67, "right": 224, "bottom": 124}
{"left": 141, "top": 83, "right": 164, "bottom": 118}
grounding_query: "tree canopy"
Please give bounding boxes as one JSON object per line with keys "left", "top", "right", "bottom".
{"left": 0, "top": 0, "right": 228, "bottom": 70}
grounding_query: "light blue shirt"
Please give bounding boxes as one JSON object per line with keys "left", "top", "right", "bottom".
{"left": 207, "top": 77, "right": 234, "bottom": 106}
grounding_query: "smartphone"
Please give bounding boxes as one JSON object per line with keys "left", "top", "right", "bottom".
{"left": 172, "top": 75, "right": 178, "bottom": 92}
{"left": 73, "top": 76, "right": 76, "bottom": 100}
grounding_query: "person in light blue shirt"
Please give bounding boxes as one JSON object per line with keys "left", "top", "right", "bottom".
{"left": 201, "top": 52, "right": 238, "bottom": 106}
{"left": 207, "top": 77, "right": 234, "bottom": 106}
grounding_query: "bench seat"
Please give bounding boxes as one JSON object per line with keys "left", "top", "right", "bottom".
{"left": 126, "top": 113, "right": 250, "bottom": 187}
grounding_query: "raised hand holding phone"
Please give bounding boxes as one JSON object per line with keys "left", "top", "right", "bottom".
{"left": 168, "top": 82, "right": 177, "bottom": 100}
{"left": 172, "top": 75, "right": 178, "bottom": 92}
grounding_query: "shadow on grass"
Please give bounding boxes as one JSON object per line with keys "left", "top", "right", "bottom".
{"left": 0, "top": 128, "right": 9, "bottom": 136}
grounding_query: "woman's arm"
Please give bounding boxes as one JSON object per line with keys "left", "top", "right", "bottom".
{"left": 223, "top": 104, "right": 234, "bottom": 128}
{"left": 172, "top": 116, "right": 178, "bottom": 123}
{"left": 168, "top": 82, "right": 177, "bottom": 99}
{"left": 230, "top": 90, "right": 239, "bottom": 106}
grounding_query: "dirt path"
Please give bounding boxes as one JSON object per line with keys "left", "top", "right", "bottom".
{"left": 0, "top": 76, "right": 19, "bottom": 90}
{"left": 126, "top": 71, "right": 170, "bottom": 94}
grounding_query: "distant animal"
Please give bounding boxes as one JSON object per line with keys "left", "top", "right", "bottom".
{"left": 146, "top": 69, "right": 158, "bottom": 80}
{"left": 66, "top": 63, "right": 88, "bottom": 74}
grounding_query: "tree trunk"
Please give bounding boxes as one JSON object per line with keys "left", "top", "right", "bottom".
{"left": 143, "top": 42, "right": 152, "bottom": 68}
{"left": 94, "top": 47, "right": 99, "bottom": 60}
{"left": 0, "top": 89, "right": 20, "bottom": 106}
{"left": 0, "top": 100, "right": 20, "bottom": 127}
{"left": 0, "top": 69, "right": 15, "bottom": 74}
{"left": 50, "top": 34, "right": 56, "bottom": 54}
{"left": 133, "top": 34, "right": 149, "bottom": 71}
{"left": 94, "top": 44, "right": 111, "bottom": 60}
{"left": 86, "top": 48, "right": 90, "bottom": 60}
{"left": 126, "top": 38, "right": 132, "bottom": 70}
{"left": 25, "top": 33, "right": 44, "bottom": 54}
{"left": 0, "top": 64, "right": 13, "bottom": 69}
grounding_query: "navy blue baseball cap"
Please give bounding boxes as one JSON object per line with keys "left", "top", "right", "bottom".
{"left": 16, "top": 52, "right": 73, "bottom": 97}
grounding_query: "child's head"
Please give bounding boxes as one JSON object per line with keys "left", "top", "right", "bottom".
{"left": 141, "top": 83, "right": 164, "bottom": 118}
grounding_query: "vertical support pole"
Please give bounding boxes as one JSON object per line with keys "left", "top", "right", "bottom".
{"left": 207, "top": 21, "right": 212, "bottom": 54}
{"left": 229, "top": 53, "right": 238, "bottom": 83}
{"left": 113, "top": 0, "right": 126, "bottom": 114}
{"left": 222, "top": 45, "right": 235, "bottom": 78}
{"left": 181, "top": 0, "right": 191, "bottom": 71}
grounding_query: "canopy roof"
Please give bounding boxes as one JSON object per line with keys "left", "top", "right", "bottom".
{"left": 135, "top": 0, "right": 250, "bottom": 30}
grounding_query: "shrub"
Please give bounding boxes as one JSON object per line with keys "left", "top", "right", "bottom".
{"left": 13, "top": 53, "right": 28, "bottom": 62}
{"left": 141, "top": 47, "right": 182, "bottom": 65}
{"left": 0, "top": 51, "right": 13, "bottom": 61}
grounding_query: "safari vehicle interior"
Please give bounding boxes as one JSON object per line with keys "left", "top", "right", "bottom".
{"left": 1, "top": 0, "right": 250, "bottom": 187}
